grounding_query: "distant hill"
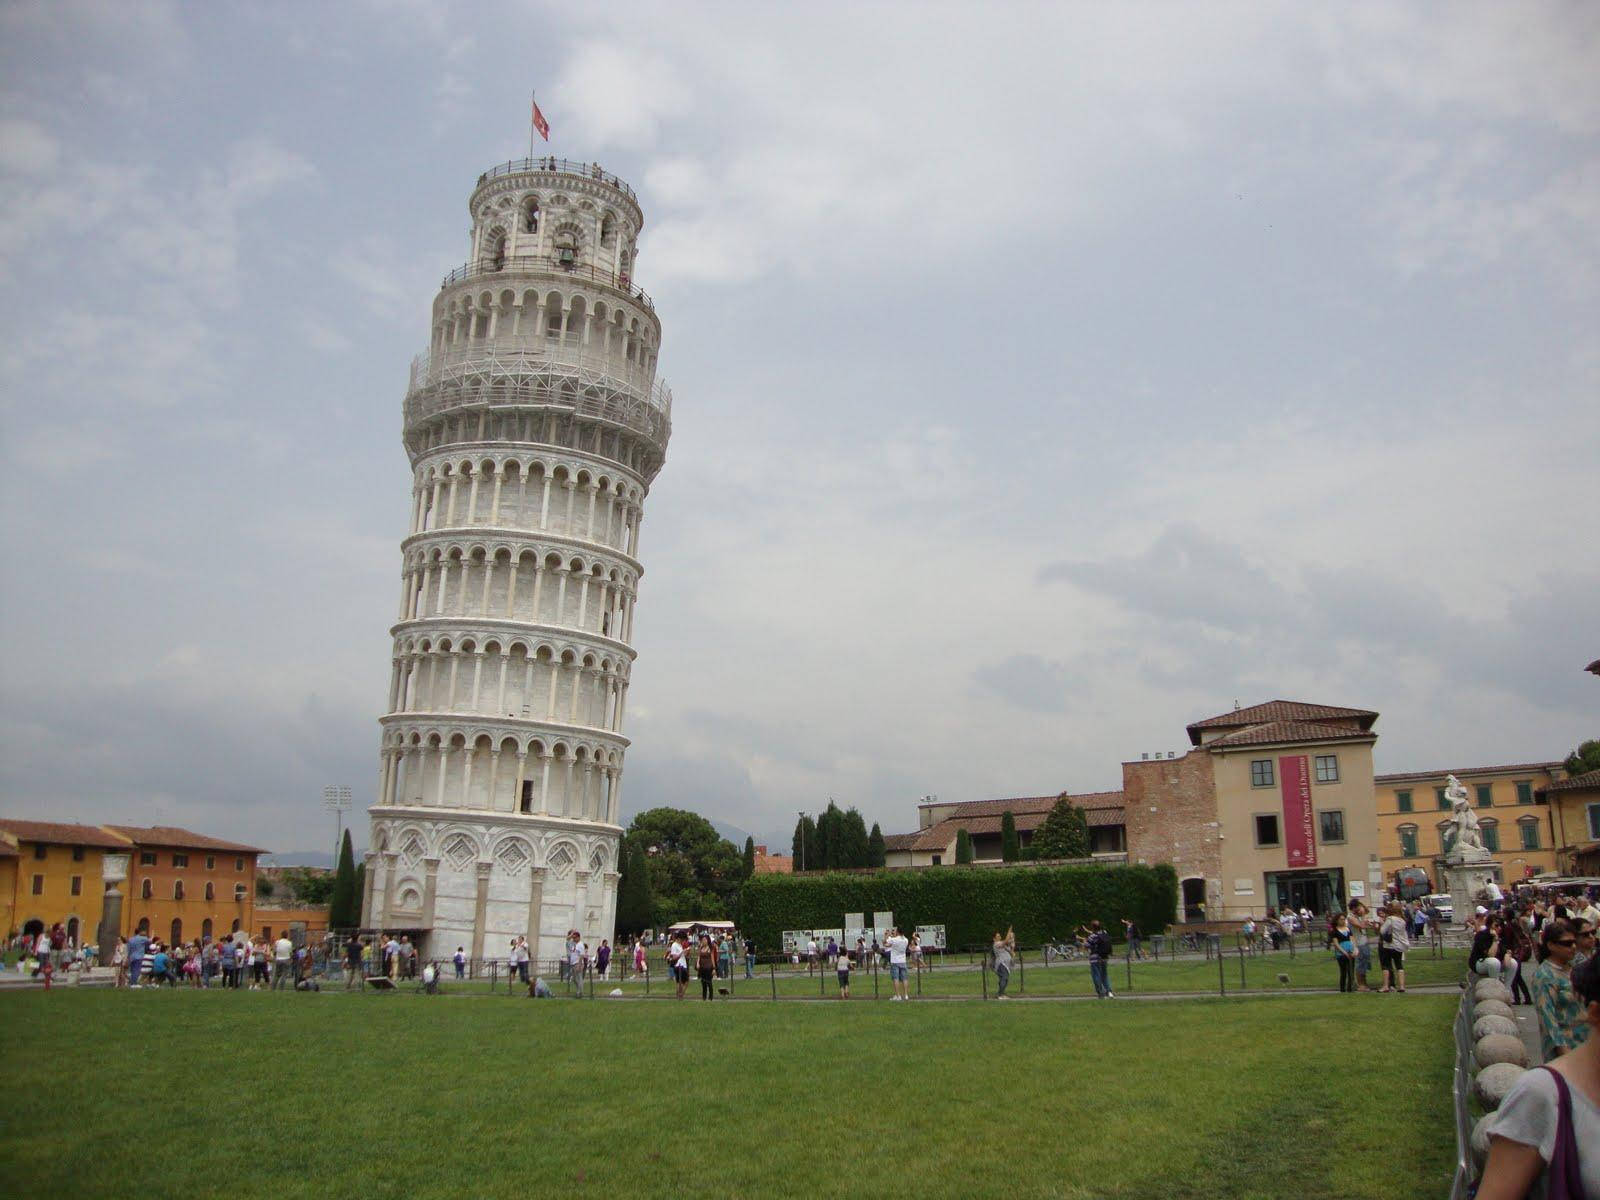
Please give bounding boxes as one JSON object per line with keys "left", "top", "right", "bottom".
{"left": 261, "top": 850, "right": 350, "bottom": 869}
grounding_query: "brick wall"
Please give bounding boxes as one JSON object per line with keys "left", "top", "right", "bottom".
{"left": 1123, "top": 750, "right": 1219, "bottom": 920}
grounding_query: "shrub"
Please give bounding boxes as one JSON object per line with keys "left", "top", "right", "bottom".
{"left": 737, "top": 863, "right": 1178, "bottom": 951}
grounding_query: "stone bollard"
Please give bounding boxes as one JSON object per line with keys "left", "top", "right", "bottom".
{"left": 1474, "top": 1034, "right": 1530, "bottom": 1071}
{"left": 1473, "top": 978, "right": 1512, "bottom": 1005}
{"left": 1470, "top": 1112, "right": 1496, "bottom": 1168}
{"left": 1473, "top": 1062, "right": 1525, "bottom": 1110}
{"left": 1473, "top": 1014, "right": 1519, "bottom": 1041}
{"left": 1475, "top": 998, "right": 1515, "bottom": 1022}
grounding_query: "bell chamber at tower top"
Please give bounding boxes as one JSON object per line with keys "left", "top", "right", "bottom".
{"left": 404, "top": 159, "right": 671, "bottom": 480}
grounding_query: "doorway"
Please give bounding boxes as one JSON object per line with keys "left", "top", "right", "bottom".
{"left": 1181, "top": 876, "right": 1207, "bottom": 921}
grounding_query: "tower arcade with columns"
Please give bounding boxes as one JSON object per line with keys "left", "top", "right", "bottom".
{"left": 361, "top": 158, "right": 671, "bottom": 963}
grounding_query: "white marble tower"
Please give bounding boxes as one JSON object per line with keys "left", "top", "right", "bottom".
{"left": 362, "top": 158, "right": 670, "bottom": 964}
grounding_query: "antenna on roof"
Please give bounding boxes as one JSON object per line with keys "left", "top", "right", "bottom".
{"left": 1233, "top": 699, "right": 1241, "bottom": 710}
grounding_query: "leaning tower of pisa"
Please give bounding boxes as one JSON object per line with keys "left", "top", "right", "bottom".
{"left": 362, "top": 158, "right": 670, "bottom": 964}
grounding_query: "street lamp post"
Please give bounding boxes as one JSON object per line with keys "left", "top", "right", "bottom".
{"left": 324, "top": 785, "right": 352, "bottom": 859}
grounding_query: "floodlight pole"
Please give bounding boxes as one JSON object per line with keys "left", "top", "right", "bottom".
{"left": 325, "top": 784, "right": 352, "bottom": 859}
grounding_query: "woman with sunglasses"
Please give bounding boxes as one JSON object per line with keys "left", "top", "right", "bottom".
{"left": 1477, "top": 951, "right": 1598, "bottom": 1198}
{"left": 1531, "top": 919, "right": 1588, "bottom": 1064}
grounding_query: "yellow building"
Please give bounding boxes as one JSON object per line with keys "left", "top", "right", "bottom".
{"left": 1540, "top": 769, "right": 1600, "bottom": 875}
{"left": 0, "top": 819, "right": 134, "bottom": 948}
{"left": 1374, "top": 762, "right": 1565, "bottom": 890}
{"left": 110, "top": 825, "right": 265, "bottom": 944}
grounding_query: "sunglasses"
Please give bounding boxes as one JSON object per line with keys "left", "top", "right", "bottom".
{"left": 1549, "top": 938, "right": 1576, "bottom": 947}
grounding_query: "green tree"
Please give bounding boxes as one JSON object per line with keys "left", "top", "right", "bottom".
{"left": 867, "top": 823, "right": 886, "bottom": 867}
{"left": 792, "top": 814, "right": 818, "bottom": 871}
{"left": 742, "top": 836, "right": 756, "bottom": 880}
{"left": 621, "top": 807, "right": 743, "bottom": 927}
{"left": 1032, "top": 794, "right": 1090, "bottom": 860}
{"left": 283, "top": 868, "right": 335, "bottom": 906}
{"left": 256, "top": 876, "right": 275, "bottom": 900}
{"left": 841, "top": 807, "right": 870, "bottom": 867}
{"left": 1565, "top": 738, "right": 1600, "bottom": 777}
{"left": 955, "top": 829, "right": 974, "bottom": 864}
{"left": 1000, "top": 811, "right": 1020, "bottom": 862}
{"left": 615, "top": 839, "right": 653, "bottom": 935}
{"left": 818, "top": 801, "right": 845, "bottom": 871}
{"left": 328, "top": 830, "right": 359, "bottom": 929}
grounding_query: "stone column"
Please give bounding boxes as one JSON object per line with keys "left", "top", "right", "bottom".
{"left": 470, "top": 861, "right": 494, "bottom": 961}
{"left": 97, "top": 852, "right": 130, "bottom": 955}
{"left": 574, "top": 870, "right": 592, "bottom": 929}
{"left": 421, "top": 857, "right": 441, "bottom": 929}
{"left": 601, "top": 870, "right": 621, "bottom": 940}
{"left": 360, "top": 852, "right": 378, "bottom": 928}
{"left": 526, "top": 867, "right": 547, "bottom": 959}
{"left": 380, "top": 851, "right": 400, "bottom": 928}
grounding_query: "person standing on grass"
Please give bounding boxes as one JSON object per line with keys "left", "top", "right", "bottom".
{"left": 745, "top": 936, "right": 756, "bottom": 980}
{"left": 992, "top": 931, "right": 1013, "bottom": 1000}
{"left": 668, "top": 935, "right": 688, "bottom": 1000}
{"left": 837, "top": 948, "right": 852, "bottom": 999}
{"left": 885, "top": 927, "right": 910, "bottom": 1001}
{"left": 1533, "top": 919, "right": 1588, "bottom": 1063}
{"left": 342, "top": 938, "right": 362, "bottom": 988}
{"left": 635, "top": 938, "right": 647, "bottom": 980}
{"left": 1348, "top": 900, "right": 1377, "bottom": 991}
{"left": 1377, "top": 901, "right": 1409, "bottom": 992}
{"left": 696, "top": 934, "right": 717, "bottom": 1000}
{"left": 125, "top": 928, "right": 149, "bottom": 989}
{"left": 112, "top": 936, "right": 128, "bottom": 988}
{"left": 806, "top": 936, "right": 819, "bottom": 976}
{"left": 1478, "top": 954, "right": 1600, "bottom": 1199}
{"left": 1330, "top": 913, "right": 1356, "bottom": 993}
{"left": 1087, "top": 920, "right": 1114, "bottom": 999}
{"left": 271, "top": 933, "right": 293, "bottom": 990}
{"left": 1122, "top": 918, "right": 1145, "bottom": 960}
{"left": 596, "top": 939, "right": 611, "bottom": 982}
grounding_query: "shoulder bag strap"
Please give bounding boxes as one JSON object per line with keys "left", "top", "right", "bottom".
{"left": 1537, "top": 1066, "right": 1587, "bottom": 1200}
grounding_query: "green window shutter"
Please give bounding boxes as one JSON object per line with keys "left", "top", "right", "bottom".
{"left": 1482, "top": 825, "right": 1499, "bottom": 852}
{"left": 1515, "top": 782, "right": 1533, "bottom": 805}
{"left": 1519, "top": 823, "right": 1539, "bottom": 850}
{"left": 1435, "top": 787, "right": 1450, "bottom": 810}
{"left": 1397, "top": 791, "right": 1413, "bottom": 813}
{"left": 1399, "top": 829, "right": 1417, "bottom": 856}
{"left": 1476, "top": 784, "right": 1493, "bottom": 807}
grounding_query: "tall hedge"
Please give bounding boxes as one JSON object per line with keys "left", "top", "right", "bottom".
{"left": 737, "top": 863, "right": 1177, "bottom": 951}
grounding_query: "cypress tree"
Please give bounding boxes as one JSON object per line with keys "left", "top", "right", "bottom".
{"left": 742, "top": 836, "right": 756, "bottom": 880}
{"left": 616, "top": 839, "right": 653, "bottom": 935}
{"left": 1000, "top": 811, "right": 1020, "bottom": 862}
{"left": 329, "top": 829, "right": 359, "bottom": 929}
{"left": 955, "top": 829, "right": 974, "bottom": 864}
{"left": 841, "top": 807, "right": 870, "bottom": 867}
{"left": 867, "top": 823, "right": 886, "bottom": 867}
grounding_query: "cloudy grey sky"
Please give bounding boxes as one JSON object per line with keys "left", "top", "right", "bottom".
{"left": 1, "top": 2, "right": 1596, "bottom": 855}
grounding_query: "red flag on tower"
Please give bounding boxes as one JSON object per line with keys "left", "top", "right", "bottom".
{"left": 531, "top": 97, "right": 550, "bottom": 142}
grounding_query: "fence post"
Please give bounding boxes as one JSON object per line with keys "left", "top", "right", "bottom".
{"left": 1238, "top": 946, "right": 1246, "bottom": 989}
{"left": 1125, "top": 949, "right": 1133, "bottom": 994}
{"left": 769, "top": 962, "right": 777, "bottom": 1001}
{"left": 644, "top": 959, "right": 649, "bottom": 996}
{"left": 1218, "top": 943, "right": 1226, "bottom": 996}
{"left": 872, "top": 953, "right": 879, "bottom": 1000}
{"left": 981, "top": 958, "right": 989, "bottom": 1000}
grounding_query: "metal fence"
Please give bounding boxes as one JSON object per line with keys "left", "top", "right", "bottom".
{"left": 1448, "top": 980, "right": 1478, "bottom": 1200}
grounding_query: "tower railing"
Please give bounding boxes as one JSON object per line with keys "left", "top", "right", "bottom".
{"left": 441, "top": 253, "right": 654, "bottom": 314}
{"left": 476, "top": 158, "right": 637, "bottom": 202}
{"left": 404, "top": 345, "right": 672, "bottom": 448}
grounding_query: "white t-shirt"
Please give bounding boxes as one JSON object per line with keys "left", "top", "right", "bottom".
{"left": 886, "top": 936, "right": 908, "bottom": 965}
{"left": 1490, "top": 1067, "right": 1600, "bottom": 1199}
{"left": 667, "top": 942, "right": 685, "bottom": 968}
{"left": 273, "top": 937, "right": 292, "bottom": 962}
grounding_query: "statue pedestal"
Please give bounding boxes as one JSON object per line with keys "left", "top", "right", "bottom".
{"left": 1442, "top": 857, "right": 1499, "bottom": 925}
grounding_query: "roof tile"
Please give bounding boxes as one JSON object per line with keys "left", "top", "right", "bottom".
{"left": 107, "top": 825, "right": 267, "bottom": 854}
{"left": 1201, "top": 720, "right": 1377, "bottom": 750}
{"left": 0, "top": 819, "right": 132, "bottom": 849}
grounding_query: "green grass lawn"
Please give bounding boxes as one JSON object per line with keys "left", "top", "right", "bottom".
{"left": 2, "top": 986, "right": 1456, "bottom": 1199}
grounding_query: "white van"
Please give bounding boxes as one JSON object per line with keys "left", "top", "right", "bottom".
{"left": 1422, "top": 893, "right": 1454, "bottom": 922}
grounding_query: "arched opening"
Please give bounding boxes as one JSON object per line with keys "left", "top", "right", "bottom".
{"left": 66, "top": 916, "right": 79, "bottom": 946}
{"left": 205, "top": 881, "right": 215, "bottom": 901}
{"left": 170, "top": 918, "right": 183, "bottom": 946}
{"left": 1181, "top": 877, "right": 1206, "bottom": 923}
{"left": 141, "top": 879, "right": 153, "bottom": 900}
{"left": 202, "top": 918, "right": 213, "bottom": 940}
{"left": 523, "top": 196, "right": 539, "bottom": 234}
{"left": 136, "top": 917, "right": 150, "bottom": 934}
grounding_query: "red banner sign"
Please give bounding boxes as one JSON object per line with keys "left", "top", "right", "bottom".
{"left": 1279, "top": 754, "right": 1317, "bottom": 868}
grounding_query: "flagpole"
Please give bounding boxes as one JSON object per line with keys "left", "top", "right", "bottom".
{"left": 528, "top": 90, "right": 536, "bottom": 164}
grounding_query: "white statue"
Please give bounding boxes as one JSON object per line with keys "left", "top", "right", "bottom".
{"left": 1445, "top": 774, "right": 1489, "bottom": 861}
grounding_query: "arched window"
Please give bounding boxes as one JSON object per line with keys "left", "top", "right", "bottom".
{"left": 1480, "top": 819, "right": 1500, "bottom": 853}
{"left": 173, "top": 880, "right": 185, "bottom": 901}
{"left": 1397, "top": 824, "right": 1419, "bottom": 857}
{"left": 1517, "top": 817, "right": 1541, "bottom": 850}
{"left": 204, "top": 881, "right": 215, "bottom": 901}
{"left": 523, "top": 197, "right": 539, "bottom": 234}
{"left": 141, "top": 879, "right": 152, "bottom": 900}
{"left": 201, "top": 918, "right": 213, "bottom": 939}
{"left": 170, "top": 918, "right": 182, "bottom": 945}
{"left": 600, "top": 213, "right": 616, "bottom": 247}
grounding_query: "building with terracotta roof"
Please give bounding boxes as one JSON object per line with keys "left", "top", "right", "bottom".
{"left": 882, "top": 792, "right": 1127, "bottom": 868}
{"left": 0, "top": 820, "right": 133, "bottom": 947}
{"left": 1374, "top": 762, "right": 1566, "bottom": 890}
{"left": 107, "top": 825, "right": 267, "bottom": 945}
